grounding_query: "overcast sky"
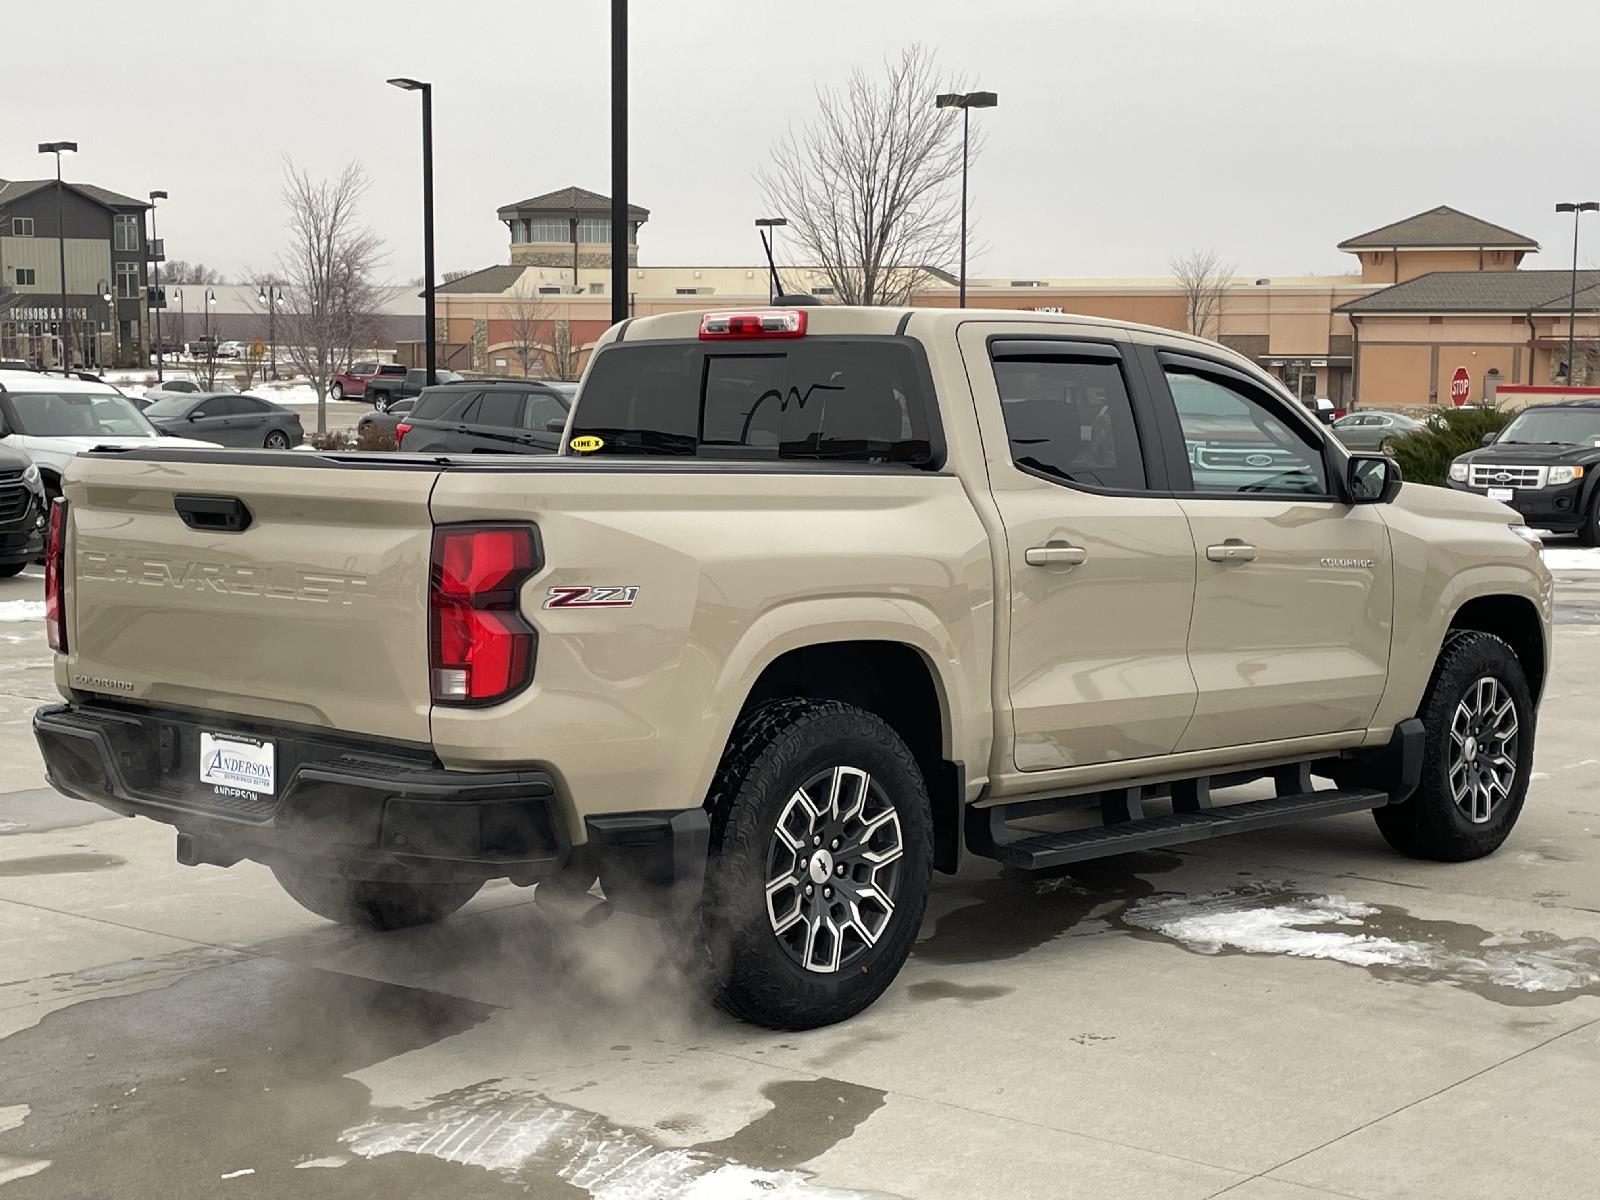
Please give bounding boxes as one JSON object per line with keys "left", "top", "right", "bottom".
{"left": 9, "top": 0, "right": 1597, "bottom": 284}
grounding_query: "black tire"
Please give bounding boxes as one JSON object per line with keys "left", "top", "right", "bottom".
{"left": 330, "top": 381, "right": 344, "bottom": 401}
{"left": 263, "top": 429, "right": 292, "bottom": 449}
{"left": 271, "top": 867, "right": 482, "bottom": 931}
{"left": 1579, "top": 495, "right": 1600, "bottom": 547}
{"left": 0, "top": 562, "right": 25, "bottom": 578}
{"left": 699, "top": 699, "right": 933, "bottom": 1030}
{"left": 1374, "top": 630, "right": 1534, "bottom": 862}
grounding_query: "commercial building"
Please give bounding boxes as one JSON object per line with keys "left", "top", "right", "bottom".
{"left": 0, "top": 178, "right": 151, "bottom": 368}
{"left": 433, "top": 190, "right": 1593, "bottom": 409}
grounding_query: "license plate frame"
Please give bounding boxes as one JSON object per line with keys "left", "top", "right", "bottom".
{"left": 198, "top": 732, "right": 276, "bottom": 796}
{"left": 1486, "top": 486, "right": 1514, "bottom": 503}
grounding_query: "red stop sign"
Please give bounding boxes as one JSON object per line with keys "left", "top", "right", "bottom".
{"left": 1450, "top": 366, "right": 1471, "bottom": 406}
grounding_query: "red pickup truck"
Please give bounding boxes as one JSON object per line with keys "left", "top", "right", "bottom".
{"left": 328, "top": 361, "right": 405, "bottom": 402}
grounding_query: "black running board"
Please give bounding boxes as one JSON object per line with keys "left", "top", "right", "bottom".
{"left": 966, "top": 787, "right": 1389, "bottom": 871}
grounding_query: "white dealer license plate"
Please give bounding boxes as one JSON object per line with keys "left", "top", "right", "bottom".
{"left": 1487, "top": 487, "right": 1514, "bottom": 503}
{"left": 199, "top": 733, "right": 275, "bottom": 795}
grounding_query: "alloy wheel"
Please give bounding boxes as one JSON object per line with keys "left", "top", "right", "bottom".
{"left": 1448, "top": 675, "right": 1519, "bottom": 824}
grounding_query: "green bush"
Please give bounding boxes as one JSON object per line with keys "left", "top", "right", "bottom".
{"left": 1387, "top": 406, "right": 1513, "bottom": 487}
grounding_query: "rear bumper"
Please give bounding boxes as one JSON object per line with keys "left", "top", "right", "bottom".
{"left": 33, "top": 703, "right": 707, "bottom": 895}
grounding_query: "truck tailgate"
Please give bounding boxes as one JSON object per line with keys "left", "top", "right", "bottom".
{"left": 62, "top": 456, "right": 438, "bottom": 743}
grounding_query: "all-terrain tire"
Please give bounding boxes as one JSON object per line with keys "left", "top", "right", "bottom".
{"left": 1374, "top": 630, "right": 1534, "bottom": 861}
{"left": 699, "top": 699, "right": 933, "bottom": 1030}
{"left": 272, "top": 868, "right": 482, "bottom": 930}
{"left": 1579, "top": 495, "right": 1600, "bottom": 547}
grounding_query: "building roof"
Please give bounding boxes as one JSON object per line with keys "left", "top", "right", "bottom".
{"left": 437, "top": 265, "right": 530, "bottom": 295}
{"left": 0, "top": 179, "right": 149, "bottom": 210}
{"left": 496, "top": 186, "right": 649, "bottom": 222}
{"left": 1337, "top": 269, "right": 1600, "bottom": 314}
{"left": 1337, "top": 205, "right": 1538, "bottom": 251}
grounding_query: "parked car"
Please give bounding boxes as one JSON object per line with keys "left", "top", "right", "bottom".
{"left": 363, "top": 367, "right": 465, "bottom": 408}
{"left": 214, "top": 341, "right": 246, "bottom": 360}
{"left": 185, "top": 337, "right": 220, "bottom": 358}
{"left": 31, "top": 306, "right": 1550, "bottom": 1030}
{"left": 143, "top": 378, "right": 239, "bottom": 400}
{"left": 142, "top": 392, "right": 304, "bottom": 449}
{"left": 149, "top": 337, "right": 183, "bottom": 358}
{"left": 329, "top": 361, "right": 406, "bottom": 402}
{"left": 1300, "top": 396, "right": 1340, "bottom": 425}
{"left": 356, "top": 396, "right": 414, "bottom": 441}
{"left": 0, "top": 441, "right": 46, "bottom": 577}
{"left": 0, "top": 369, "right": 218, "bottom": 499}
{"left": 394, "top": 379, "right": 570, "bottom": 453}
{"left": 1448, "top": 400, "right": 1600, "bottom": 543}
{"left": 0, "top": 359, "right": 34, "bottom": 373}
{"left": 1330, "top": 411, "right": 1424, "bottom": 452}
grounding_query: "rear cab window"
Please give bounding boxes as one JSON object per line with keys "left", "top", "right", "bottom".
{"left": 568, "top": 337, "right": 941, "bottom": 466}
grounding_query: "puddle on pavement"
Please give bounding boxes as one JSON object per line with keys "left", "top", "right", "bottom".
{"left": 0, "top": 853, "right": 124, "bottom": 877}
{"left": 905, "top": 980, "right": 1013, "bottom": 1004}
{"left": 0, "top": 957, "right": 896, "bottom": 1198}
{"left": 1119, "top": 884, "right": 1600, "bottom": 1005}
{"left": 914, "top": 851, "right": 1181, "bottom": 965}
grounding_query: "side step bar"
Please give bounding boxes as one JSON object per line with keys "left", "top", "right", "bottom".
{"left": 966, "top": 719, "right": 1423, "bottom": 872}
{"left": 966, "top": 787, "right": 1388, "bottom": 870}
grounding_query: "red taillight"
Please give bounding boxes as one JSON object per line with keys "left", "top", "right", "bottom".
{"left": 429, "top": 525, "right": 540, "bottom": 705}
{"left": 45, "top": 498, "right": 67, "bottom": 653}
{"left": 395, "top": 422, "right": 412, "bottom": 446}
{"left": 699, "top": 309, "right": 808, "bottom": 340}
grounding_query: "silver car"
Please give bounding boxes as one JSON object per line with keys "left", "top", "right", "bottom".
{"left": 1330, "top": 410, "right": 1423, "bottom": 452}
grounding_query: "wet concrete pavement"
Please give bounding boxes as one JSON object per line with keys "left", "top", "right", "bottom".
{"left": 2, "top": 563, "right": 1599, "bottom": 1199}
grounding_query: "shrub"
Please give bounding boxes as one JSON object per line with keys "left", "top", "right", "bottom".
{"left": 357, "top": 424, "right": 398, "bottom": 452}
{"left": 307, "top": 430, "right": 356, "bottom": 451}
{"left": 1387, "top": 406, "right": 1513, "bottom": 487}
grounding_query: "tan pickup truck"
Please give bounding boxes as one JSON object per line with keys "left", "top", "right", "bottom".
{"left": 32, "top": 305, "right": 1552, "bottom": 1029}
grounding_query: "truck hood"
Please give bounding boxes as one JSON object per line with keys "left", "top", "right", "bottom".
{"left": 1455, "top": 442, "right": 1600, "bottom": 468}
{"left": 1391, "top": 478, "right": 1518, "bottom": 524}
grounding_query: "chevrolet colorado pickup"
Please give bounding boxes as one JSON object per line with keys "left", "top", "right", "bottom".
{"left": 33, "top": 306, "right": 1552, "bottom": 1029}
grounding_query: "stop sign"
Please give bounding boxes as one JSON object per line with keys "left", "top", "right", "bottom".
{"left": 1450, "top": 366, "right": 1471, "bottom": 406}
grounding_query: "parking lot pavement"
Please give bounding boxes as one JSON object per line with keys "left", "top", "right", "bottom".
{"left": 0, "top": 565, "right": 1596, "bottom": 1199}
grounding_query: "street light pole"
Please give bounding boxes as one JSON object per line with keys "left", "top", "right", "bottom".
{"left": 148, "top": 190, "right": 167, "bottom": 380}
{"left": 388, "top": 78, "right": 436, "bottom": 385}
{"left": 258, "top": 283, "right": 281, "bottom": 380}
{"left": 1556, "top": 201, "right": 1599, "bottom": 384}
{"left": 204, "top": 287, "right": 216, "bottom": 385}
{"left": 94, "top": 279, "right": 111, "bottom": 369}
{"left": 610, "top": 0, "right": 629, "bottom": 325}
{"left": 755, "top": 217, "right": 787, "bottom": 303}
{"left": 933, "top": 93, "right": 996, "bottom": 309}
{"left": 37, "top": 141, "right": 78, "bottom": 369}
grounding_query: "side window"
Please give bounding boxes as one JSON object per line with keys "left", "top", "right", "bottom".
{"left": 473, "top": 391, "right": 526, "bottom": 429}
{"left": 192, "top": 397, "right": 229, "bottom": 418}
{"left": 233, "top": 397, "right": 270, "bottom": 414}
{"left": 411, "top": 390, "right": 471, "bottom": 422}
{"left": 523, "top": 389, "right": 568, "bottom": 431}
{"left": 352, "top": 362, "right": 376, "bottom": 376}
{"left": 992, "top": 355, "right": 1147, "bottom": 491}
{"left": 1164, "top": 367, "right": 1328, "bottom": 496}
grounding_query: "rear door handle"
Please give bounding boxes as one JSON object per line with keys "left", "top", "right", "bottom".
{"left": 1025, "top": 544, "right": 1089, "bottom": 567}
{"left": 1206, "top": 540, "right": 1257, "bottom": 563}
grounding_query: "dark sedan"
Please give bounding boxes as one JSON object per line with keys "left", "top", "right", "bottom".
{"left": 142, "top": 392, "right": 304, "bottom": 448}
{"left": 356, "top": 396, "right": 415, "bottom": 441}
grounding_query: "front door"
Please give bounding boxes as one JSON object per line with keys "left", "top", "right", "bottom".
{"left": 960, "top": 324, "right": 1199, "bottom": 772}
{"left": 1141, "top": 348, "right": 1393, "bottom": 752}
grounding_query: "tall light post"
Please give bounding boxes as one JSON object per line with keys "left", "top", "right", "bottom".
{"left": 755, "top": 216, "right": 787, "bottom": 303}
{"left": 94, "top": 279, "right": 111, "bottom": 369}
{"left": 37, "top": 141, "right": 78, "bottom": 368}
{"left": 387, "top": 77, "right": 436, "bottom": 385}
{"left": 203, "top": 287, "right": 216, "bottom": 385}
{"left": 257, "top": 282, "right": 283, "bottom": 380}
{"left": 610, "top": 0, "right": 629, "bottom": 325}
{"left": 933, "top": 93, "right": 996, "bottom": 309}
{"left": 1556, "top": 201, "right": 1599, "bottom": 384}
{"left": 148, "top": 189, "right": 168, "bottom": 379}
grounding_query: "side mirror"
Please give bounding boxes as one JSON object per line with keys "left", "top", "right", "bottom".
{"left": 1348, "top": 454, "right": 1402, "bottom": 504}
{"left": 187, "top": 411, "right": 202, "bottom": 421}
{"left": 545, "top": 418, "right": 566, "bottom": 432}
{"left": 1480, "top": 431, "right": 1498, "bottom": 447}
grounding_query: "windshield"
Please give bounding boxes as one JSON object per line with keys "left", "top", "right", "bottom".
{"left": 141, "top": 396, "right": 195, "bottom": 418}
{"left": 5, "top": 391, "right": 159, "bottom": 438}
{"left": 1496, "top": 407, "right": 1600, "bottom": 445}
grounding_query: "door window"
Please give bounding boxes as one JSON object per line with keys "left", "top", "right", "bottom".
{"left": 523, "top": 389, "right": 568, "bottom": 432}
{"left": 193, "top": 397, "right": 236, "bottom": 418}
{"left": 231, "top": 397, "right": 270, "bottom": 414}
{"left": 352, "top": 362, "right": 376, "bottom": 376}
{"left": 1164, "top": 367, "right": 1328, "bottom": 496}
{"left": 992, "top": 356, "right": 1147, "bottom": 491}
{"left": 473, "top": 391, "right": 526, "bottom": 429}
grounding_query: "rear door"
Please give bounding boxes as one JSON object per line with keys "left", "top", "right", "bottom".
{"left": 449, "top": 390, "right": 527, "bottom": 453}
{"left": 227, "top": 396, "right": 273, "bottom": 446}
{"left": 959, "top": 323, "right": 1199, "bottom": 771}
{"left": 1137, "top": 346, "right": 1392, "bottom": 751}
{"left": 186, "top": 396, "right": 238, "bottom": 444}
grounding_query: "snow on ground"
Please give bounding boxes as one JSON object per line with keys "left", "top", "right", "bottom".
{"left": 1540, "top": 545, "right": 1600, "bottom": 571}
{"left": 0, "top": 601, "right": 45, "bottom": 623}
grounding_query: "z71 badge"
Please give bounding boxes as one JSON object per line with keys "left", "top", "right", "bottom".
{"left": 544, "top": 585, "right": 640, "bottom": 609}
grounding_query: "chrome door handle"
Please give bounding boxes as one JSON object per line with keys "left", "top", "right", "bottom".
{"left": 1206, "top": 540, "right": 1258, "bottom": 563}
{"left": 1025, "top": 544, "right": 1089, "bottom": 567}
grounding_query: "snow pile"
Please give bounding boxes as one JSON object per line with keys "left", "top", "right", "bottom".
{"left": 0, "top": 601, "right": 45, "bottom": 623}
{"left": 1541, "top": 545, "right": 1600, "bottom": 571}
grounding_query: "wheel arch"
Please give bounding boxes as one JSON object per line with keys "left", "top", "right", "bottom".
{"left": 1448, "top": 593, "right": 1547, "bottom": 703}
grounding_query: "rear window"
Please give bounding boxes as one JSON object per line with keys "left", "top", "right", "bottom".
{"left": 568, "top": 338, "right": 938, "bottom": 465}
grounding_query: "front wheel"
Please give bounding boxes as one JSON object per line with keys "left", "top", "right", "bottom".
{"left": 1374, "top": 630, "right": 1534, "bottom": 861}
{"left": 330, "top": 381, "right": 344, "bottom": 401}
{"left": 272, "top": 867, "right": 482, "bottom": 930}
{"left": 699, "top": 699, "right": 932, "bottom": 1030}
{"left": 1578, "top": 495, "right": 1600, "bottom": 547}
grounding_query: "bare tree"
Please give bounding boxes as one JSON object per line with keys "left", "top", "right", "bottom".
{"left": 1170, "top": 248, "right": 1236, "bottom": 341}
{"left": 163, "top": 261, "right": 229, "bottom": 285}
{"left": 548, "top": 319, "right": 578, "bottom": 381}
{"left": 757, "top": 45, "right": 970, "bottom": 306}
{"left": 272, "top": 160, "right": 387, "bottom": 433}
{"left": 505, "top": 284, "right": 547, "bottom": 377}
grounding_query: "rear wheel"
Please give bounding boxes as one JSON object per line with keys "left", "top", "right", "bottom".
{"left": 330, "top": 381, "right": 344, "bottom": 401}
{"left": 272, "top": 867, "right": 482, "bottom": 930}
{"left": 1374, "top": 631, "right": 1533, "bottom": 861}
{"left": 263, "top": 429, "right": 291, "bottom": 449}
{"left": 0, "top": 563, "right": 25, "bottom": 578}
{"left": 699, "top": 699, "right": 932, "bottom": 1030}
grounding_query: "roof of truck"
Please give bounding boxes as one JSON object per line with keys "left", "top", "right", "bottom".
{"left": 0, "top": 369, "right": 121, "bottom": 394}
